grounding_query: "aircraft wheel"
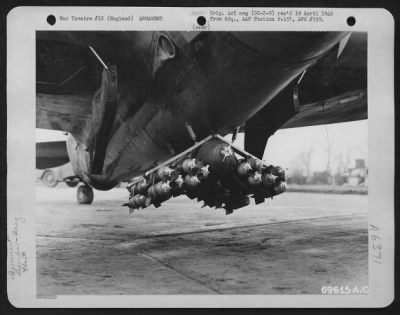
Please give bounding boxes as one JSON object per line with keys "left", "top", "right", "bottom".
{"left": 77, "top": 185, "right": 94, "bottom": 204}
{"left": 42, "top": 169, "right": 57, "bottom": 187}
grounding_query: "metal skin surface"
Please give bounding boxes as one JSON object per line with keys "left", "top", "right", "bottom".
{"left": 37, "top": 31, "right": 365, "bottom": 190}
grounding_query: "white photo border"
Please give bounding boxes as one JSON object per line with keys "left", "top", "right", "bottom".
{"left": 7, "top": 6, "right": 394, "bottom": 308}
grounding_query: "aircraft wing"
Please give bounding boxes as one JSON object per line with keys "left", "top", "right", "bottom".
{"left": 36, "top": 93, "right": 92, "bottom": 134}
{"left": 281, "top": 32, "right": 367, "bottom": 129}
{"left": 36, "top": 31, "right": 158, "bottom": 137}
{"left": 36, "top": 32, "right": 101, "bottom": 133}
{"left": 281, "top": 88, "right": 367, "bottom": 129}
{"left": 244, "top": 32, "right": 367, "bottom": 157}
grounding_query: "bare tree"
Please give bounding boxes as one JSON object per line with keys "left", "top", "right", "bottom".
{"left": 333, "top": 151, "right": 352, "bottom": 185}
{"left": 298, "top": 147, "right": 313, "bottom": 180}
{"left": 325, "top": 143, "right": 333, "bottom": 175}
{"left": 325, "top": 143, "right": 333, "bottom": 184}
{"left": 335, "top": 151, "right": 351, "bottom": 175}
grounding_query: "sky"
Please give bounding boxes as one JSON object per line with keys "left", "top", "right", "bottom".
{"left": 260, "top": 120, "right": 367, "bottom": 173}
{"left": 36, "top": 119, "right": 367, "bottom": 174}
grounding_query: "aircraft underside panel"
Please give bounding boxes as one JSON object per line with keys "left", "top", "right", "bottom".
{"left": 282, "top": 89, "right": 367, "bottom": 128}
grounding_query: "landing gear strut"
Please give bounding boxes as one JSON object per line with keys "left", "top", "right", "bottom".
{"left": 64, "top": 176, "right": 80, "bottom": 187}
{"left": 77, "top": 184, "right": 94, "bottom": 204}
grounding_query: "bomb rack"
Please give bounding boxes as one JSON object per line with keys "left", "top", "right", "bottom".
{"left": 125, "top": 134, "right": 287, "bottom": 214}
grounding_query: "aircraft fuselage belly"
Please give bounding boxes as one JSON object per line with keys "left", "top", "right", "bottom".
{"left": 65, "top": 32, "right": 346, "bottom": 189}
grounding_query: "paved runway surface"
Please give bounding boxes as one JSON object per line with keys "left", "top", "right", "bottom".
{"left": 36, "top": 186, "right": 368, "bottom": 295}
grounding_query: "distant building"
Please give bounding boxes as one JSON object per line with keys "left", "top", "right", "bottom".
{"left": 346, "top": 159, "right": 368, "bottom": 186}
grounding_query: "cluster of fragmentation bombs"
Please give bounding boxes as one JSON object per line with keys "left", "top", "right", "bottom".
{"left": 125, "top": 138, "right": 287, "bottom": 214}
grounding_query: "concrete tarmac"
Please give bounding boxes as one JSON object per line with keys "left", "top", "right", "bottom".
{"left": 36, "top": 185, "right": 368, "bottom": 295}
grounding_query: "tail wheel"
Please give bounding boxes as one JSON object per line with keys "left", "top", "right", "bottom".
{"left": 77, "top": 185, "right": 94, "bottom": 204}
{"left": 42, "top": 170, "right": 57, "bottom": 187}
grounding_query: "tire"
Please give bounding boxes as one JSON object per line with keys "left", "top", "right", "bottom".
{"left": 42, "top": 170, "right": 58, "bottom": 187}
{"left": 77, "top": 185, "right": 94, "bottom": 204}
{"left": 65, "top": 180, "right": 79, "bottom": 187}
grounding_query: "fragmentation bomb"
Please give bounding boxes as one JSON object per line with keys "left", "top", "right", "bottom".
{"left": 125, "top": 138, "right": 287, "bottom": 214}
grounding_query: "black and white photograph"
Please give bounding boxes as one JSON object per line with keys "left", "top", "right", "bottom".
{"left": 7, "top": 7, "right": 394, "bottom": 308}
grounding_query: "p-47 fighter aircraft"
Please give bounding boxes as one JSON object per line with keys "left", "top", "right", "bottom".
{"left": 36, "top": 31, "right": 367, "bottom": 214}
